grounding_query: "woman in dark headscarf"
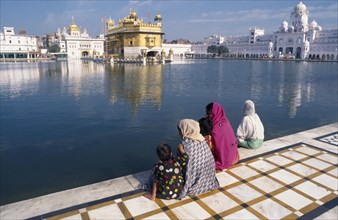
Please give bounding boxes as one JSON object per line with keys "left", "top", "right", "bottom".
{"left": 206, "top": 102, "right": 239, "bottom": 170}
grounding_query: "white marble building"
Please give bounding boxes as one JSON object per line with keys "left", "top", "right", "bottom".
{"left": 162, "top": 43, "right": 193, "bottom": 58}
{"left": 0, "top": 27, "right": 39, "bottom": 59}
{"left": 51, "top": 17, "right": 105, "bottom": 59}
{"left": 193, "top": 1, "right": 338, "bottom": 60}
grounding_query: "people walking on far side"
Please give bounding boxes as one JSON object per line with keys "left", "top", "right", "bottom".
{"left": 205, "top": 102, "right": 240, "bottom": 170}
{"left": 236, "top": 100, "right": 265, "bottom": 149}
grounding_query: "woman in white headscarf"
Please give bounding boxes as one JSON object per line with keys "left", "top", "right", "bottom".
{"left": 177, "top": 119, "right": 219, "bottom": 199}
{"left": 237, "top": 100, "right": 265, "bottom": 149}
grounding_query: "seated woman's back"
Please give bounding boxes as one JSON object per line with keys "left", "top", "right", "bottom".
{"left": 237, "top": 100, "right": 264, "bottom": 149}
{"left": 206, "top": 102, "right": 240, "bottom": 170}
{"left": 177, "top": 119, "right": 219, "bottom": 199}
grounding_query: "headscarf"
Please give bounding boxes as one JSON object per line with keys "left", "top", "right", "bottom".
{"left": 210, "top": 102, "right": 239, "bottom": 170}
{"left": 237, "top": 100, "right": 264, "bottom": 141}
{"left": 178, "top": 119, "right": 205, "bottom": 142}
{"left": 243, "top": 100, "right": 255, "bottom": 116}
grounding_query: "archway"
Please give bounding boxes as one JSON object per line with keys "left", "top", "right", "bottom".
{"left": 296, "top": 47, "right": 301, "bottom": 59}
{"left": 147, "top": 51, "right": 158, "bottom": 57}
{"left": 82, "top": 51, "right": 89, "bottom": 57}
{"left": 286, "top": 47, "right": 293, "bottom": 55}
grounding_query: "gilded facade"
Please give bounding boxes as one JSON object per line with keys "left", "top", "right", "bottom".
{"left": 105, "top": 11, "right": 164, "bottom": 59}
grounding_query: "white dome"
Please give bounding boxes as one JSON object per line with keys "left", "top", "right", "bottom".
{"left": 295, "top": 1, "right": 307, "bottom": 12}
{"left": 310, "top": 20, "right": 318, "bottom": 28}
{"left": 282, "top": 20, "right": 288, "bottom": 27}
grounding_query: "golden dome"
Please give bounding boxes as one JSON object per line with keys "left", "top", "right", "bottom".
{"left": 69, "top": 16, "right": 80, "bottom": 32}
{"left": 129, "top": 10, "right": 137, "bottom": 19}
{"left": 107, "top": 17, "right": 115, "bottom": 26}
{"left": 155, "top": 13, "right": 162, "bottom": 19}
{"left": 154, "top": 12, "right": 162, "bottom": 21}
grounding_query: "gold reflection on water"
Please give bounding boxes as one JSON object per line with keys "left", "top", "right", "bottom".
{"left": 0, "top": 61, "right": 160, "bottom": 115}
{"left": 105, "top": 64, "right": 163, "bottom": 113}
{"left": 1, "top": 61, "right": 315, "bottom": 117}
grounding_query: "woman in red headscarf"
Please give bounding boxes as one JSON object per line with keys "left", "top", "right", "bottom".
{"left": 205, "top": 102, "right": 240, "bottom": 170}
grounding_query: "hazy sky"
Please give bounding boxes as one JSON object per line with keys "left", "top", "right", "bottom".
{"left": 1, "top": 0, "right": 337, "bottom": 42}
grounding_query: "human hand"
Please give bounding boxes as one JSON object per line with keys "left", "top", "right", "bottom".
{"left": 178, "top": 144, "right": 185, "bottom": 154}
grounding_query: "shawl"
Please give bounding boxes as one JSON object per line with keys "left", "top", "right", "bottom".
{"left": 237, "top": 100, "right": 264, "bottom": 143}
{"left": 210, "top": 102, "right": 239, "bottom": 170}
{"left": 178, "top": 138, "right": 219, "bottom": 199}
{"left": 178, "top": 119, "right": 205, "bottom": 142}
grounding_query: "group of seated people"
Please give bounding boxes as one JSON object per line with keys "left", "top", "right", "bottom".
{"left": 143, "top": 100, "right": 265, "bottom": 201}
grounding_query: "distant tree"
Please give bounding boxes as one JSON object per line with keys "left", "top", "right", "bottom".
{"left": 19, "top": 29, "right": 27, "bottom": 35}
{"left": 217, "top": 46, "right": 229, "bottom": 55}
{"left": 207, "top": 45, "right": 218, "bottom": 54}
{"left": 48, "top": 44, "right": 60, "bottom": 53}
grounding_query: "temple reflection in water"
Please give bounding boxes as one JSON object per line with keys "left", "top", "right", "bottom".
{"left": 0, "top": 61, "right": 163, "bottom": 114}
{"left": 1, "top": 60, "right": 336, "bottom": 205}
{"left": 0, "top": 60, "right": 325, "bottom": 118}
{"left": 105, "top": 64, "right": 163, "bottom": 113}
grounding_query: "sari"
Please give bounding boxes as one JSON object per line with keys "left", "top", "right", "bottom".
{"left": 210, "top": 102, "right": 239, "bottom": 170}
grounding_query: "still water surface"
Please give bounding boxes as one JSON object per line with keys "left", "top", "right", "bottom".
{"left": 1, "top": 60, "right": 337, "bottom": 204}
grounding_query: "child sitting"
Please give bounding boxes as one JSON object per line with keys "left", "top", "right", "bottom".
{"left": 145, "top": 143, "right": 188, "bottom": 200}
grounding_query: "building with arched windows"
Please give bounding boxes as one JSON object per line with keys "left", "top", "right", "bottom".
{"left": 105, "top": 11, "right": 165, "bottom": 60}
{"left": 105, "top": 11, "right": 193, "bottom": 61}
{"left": 193, "top": 1, "right": 338, "bottom": 61}
{"left": 0, "top": 27, "right": 39, "bottom": 59}
{"left": 51, "top": 17, "right": 105, "bottom": 59}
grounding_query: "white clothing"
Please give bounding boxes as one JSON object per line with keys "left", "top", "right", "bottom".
{"left": 236, "top": 100, "right": 264, "bottom": 143}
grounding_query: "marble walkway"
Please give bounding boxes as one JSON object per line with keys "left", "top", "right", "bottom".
{"left": 1, "top": 123, "right": 337, "bottom": 220}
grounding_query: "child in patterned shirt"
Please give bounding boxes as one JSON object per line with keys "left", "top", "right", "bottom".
{"left": 145, "top": 143, "right": 188, "bottom": 200}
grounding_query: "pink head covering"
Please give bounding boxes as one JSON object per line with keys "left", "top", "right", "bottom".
{"left": 209, "top": 102, "right": 239, "bottom": 170}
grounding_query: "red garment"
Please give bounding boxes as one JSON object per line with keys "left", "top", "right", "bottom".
{"left": 210, "top": 102, "right": 239, "bottom": 170}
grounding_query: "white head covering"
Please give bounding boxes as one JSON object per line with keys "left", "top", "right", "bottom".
{"left": 237, "top": 100, "right": 264, "bottom": 141}
{"left": 178, "top": 119, "right": 205, "bottom": 142}
{"left": 243, "top": 100, "right": 255, "bottom": 116}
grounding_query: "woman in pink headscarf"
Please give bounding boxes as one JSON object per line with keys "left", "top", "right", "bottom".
{"left": 206, "top": 102, "right": 239, "bottom": 170}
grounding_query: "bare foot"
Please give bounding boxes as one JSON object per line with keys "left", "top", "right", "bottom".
{"left": 144, "top": 193, "right": 155, "bottom": 201}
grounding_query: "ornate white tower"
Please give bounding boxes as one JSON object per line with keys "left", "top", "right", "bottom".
{"left": 290, "top": 1, "right": 309, "bottom": 32}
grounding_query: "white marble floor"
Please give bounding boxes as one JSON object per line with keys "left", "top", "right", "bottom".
{"left": 0, "top": 123, "right": 337, "bottom": 220}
